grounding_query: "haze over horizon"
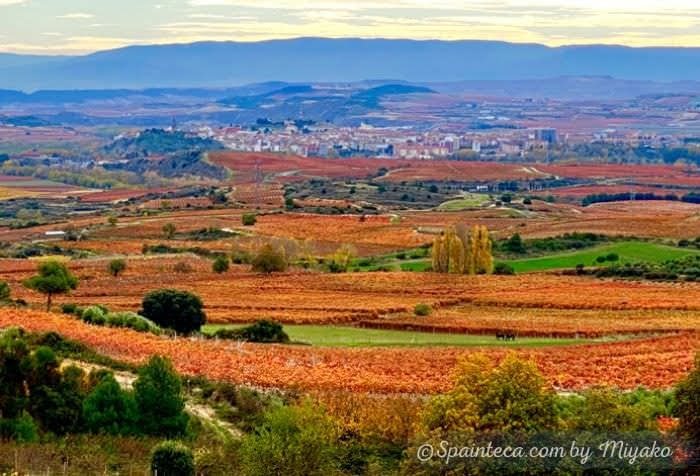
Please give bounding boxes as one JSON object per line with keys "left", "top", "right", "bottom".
{"left": 1, "top": 0, "right": 699, "bottom": 55}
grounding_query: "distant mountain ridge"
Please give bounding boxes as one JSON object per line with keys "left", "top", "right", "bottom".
{"left": 2, "top": 38, "right": 700, "bottom": 90}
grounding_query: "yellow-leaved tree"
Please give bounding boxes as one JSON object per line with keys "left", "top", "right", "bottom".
{"left": 431, "top": 224, "right": 493, "bottom": 274}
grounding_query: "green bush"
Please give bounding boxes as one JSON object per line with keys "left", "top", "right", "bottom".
{"left": 134, "top": 355, "right": 188, "bottom": 437}
{"left": 675, "top": 353, "right": 700, "bottom": 463}
{"left": 141, "top": 289, "right": 206, "bottom": 335}
{"left": 563, "top": 388, "right": 656, "bottom": 432}
{"left": 0, "top": 281, "right": 10, "bottom": 302}
{"left": 239, "top": 402, "right": 338, "bottom": 476}
{"left": 0, "top": 412, "right": 39, "bottom": 443}
{"left": 242, "top": 213, "right": 257, "bottom": 226}
{"left": 413, "top": 303, "right": 432, "bottom": 316}
{"left": 216, "top": 320, "right": 290, "bottom": 343}
{"left": 251, "top": 245, "right": 288, "bottom": 274}
{"left": 212, "top": 255, "right": 230, "bottom": 274}
{"left": 606, "top": 252, "right": 620, "bottom": 262}
{"left": 81, "top": 306, "right": 106, "bottom": 324}
{"left": 108, "top": 259, "right": 127, "bottom": 277}
{"left": 231, "top": 250, "right": 252, "bottom": 264}
{"left": 61, "top": 303, "right": 78, "bottom": 315}
{"left": 150, "top": 440, "right": 195, "bottom": 476}
{"left": 494, "top": 262, "right": 515, "bottom": 275}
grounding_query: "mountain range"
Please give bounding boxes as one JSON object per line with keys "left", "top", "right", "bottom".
{"left": 2, "top": 38, "right": 700, "bottom": 90}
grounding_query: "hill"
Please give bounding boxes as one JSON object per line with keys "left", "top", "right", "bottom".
{"left": 2, "top": 38, "right": 700, "bottom": 89}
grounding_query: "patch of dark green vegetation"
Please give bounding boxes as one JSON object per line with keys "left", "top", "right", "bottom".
{"left": 591, "top": 254, "right": 700, "bottom": 281}
{"left": 496, "top": 232, "right": 620, "bottom": 257}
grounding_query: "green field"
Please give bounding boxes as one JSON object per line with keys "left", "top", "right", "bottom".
{"left": 438, "top": 193, "right": 489, "bottom": 212}
{"left": 202, "top": 324, "right": 594, "bottom": 348}
{"left": 504, "top": 241, "right": 700, "bottom": 273}
{"left": 437, "top": 193, "right": 490, "bottom": 211}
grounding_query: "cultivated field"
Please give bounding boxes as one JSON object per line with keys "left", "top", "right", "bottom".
{"left": 0, "top": 308, "right": 695, "bottom": 393}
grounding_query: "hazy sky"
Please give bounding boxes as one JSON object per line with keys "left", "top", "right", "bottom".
{"left": 1, "top": 0, "right": 699, "bottom": 54}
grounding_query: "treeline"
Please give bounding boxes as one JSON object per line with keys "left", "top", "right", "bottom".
{"left": 0, "top": 329, "right": 188, "bottom": 441}
{"left": 593, "top": 254, "right": 700, "bottom": 282}
{"left": 0, "top": 162, "right": 162, "bottom": 189}
{"left": 497, "top": 232, "right": 613, "bottom": 256}
{"left": 582, "top": 192, "right": 700, "bottom": 206}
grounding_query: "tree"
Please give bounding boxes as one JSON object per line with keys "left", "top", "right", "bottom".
{"left": 83, "top": 373, "right": 137, "bottom": 435}
{"left": 163, "top": 223, "right": 177, "bottom": 239}
{"left": 0, "top": 281, "right": 10, "bottom": 302}
{"left": 107, "top": 259, "right": 127, "bottom": 277}
{"left": 420, "top": 353, "right": 557, "bottom": 436}
{"left": 504, "top": 233, "right": 526, "bottom": 254}
{"left": 327, "top": 244, "right": 356, "bottom": 273}
{"left": 151, "top": 441, "right": 195, "bottom": 476}
{"left": 212, "top": 255, "right": 230, "bottom": 274}
{"left": 242, "top": 213, "right": 257, "bottom": 226}
{"left": 134, "top": 356, "right": 188, "bottom": 437}
{"left": 251, "top": 244, "right": 288, "bottom": 273}
{"left": 27, "top": 347, "right": 85, "bottom": 435}
{"left": 23, "top": 260, "right": 78, "bottom": 311}
{"left": 431, "top": 225, "right": 493, "bottom": 275}
{"left": 675, "top": 353, "right": 700, "bottom": 465}
{"left": 140, "top": 289, "right": 206, "bottom": 335}
{"left": 239, "top": 402, "right": 338, "bottom": 476}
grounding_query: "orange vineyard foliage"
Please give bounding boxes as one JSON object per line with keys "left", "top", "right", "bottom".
{"left": 0, "top": 309, "right": 696, "bottom": 394}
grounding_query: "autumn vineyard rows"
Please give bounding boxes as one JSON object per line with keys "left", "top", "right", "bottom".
{"left": 0, "top": 308, "right": 696, "bottom": 393}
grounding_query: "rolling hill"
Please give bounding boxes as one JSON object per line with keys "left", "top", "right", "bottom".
{"left": 2, "top": 38, "right": 700, "bottom": 90}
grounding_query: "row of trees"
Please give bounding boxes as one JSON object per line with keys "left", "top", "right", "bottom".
{"left": 0, "top": 329, "right": 188, "bottom": 440}
{"left": 431, "top": 224, "right": 494, "bottom": 274}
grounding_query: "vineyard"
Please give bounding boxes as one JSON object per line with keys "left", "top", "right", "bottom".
{"left": 0, "top": 308, "right": 695, "bottom": 393}
{"left": 5, "top": 257, "right": 700, "bottom": 328}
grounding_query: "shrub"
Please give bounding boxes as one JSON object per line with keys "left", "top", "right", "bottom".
{"left": 0, "top": 281, "right": 10, "bottom": 302}
{"left": 675, "top": 353, "right": 700, "bottom": 464}
{"left": 0, "top": 412, "right": 39, "bottom": 443}
{"left": 596, "top": 255, "right": 607, "bottom": 263}
{"left": 420, "top": 353, "right": 557, "bottom": 435}
{"left": 523, "top": 197, "right": 532, "bottom": 205}
{"left": 162, "top": 223, "right": 177, "bottom": 239}
{"left": 150, "top": 441, "right": 195, "bottom": 476}
{"left": 236, "top": 320, "right": 289, "bottom": 343}
{"left": 251, "top": 244, "right": 288, "bottom": 274}
{"left": 134, "top": 356, "right": 188, "bottom": 437}
{"left": 61, "top": 303, "right": 78, "bottom": 315}
{"left": 238, "top": 402, "right": 338, "bottom": 476}
{"left": 503, "top": 233, "right": 526, "bottom": 254}
{"left": 212, "top": 255, "right": 230, "bottom": 274}
{"left": 108, "top": 259, "right": 127, "bottom": 277}
{"left": 231, "top": 250, "right": 252, "bottom": 264}
{"left": 413, "top": 303, "right": 432, "bottom": 316}
{"left": 81, "top": 305, "right": 107, "bottom": 324}
{"left": 563, "top": 387, "right": 656, "bottom": 432}
{"left": 494, "top": 263, "right": 515, "bottom": 275}
{"left": 141, "top": 289, "right": 206, "bottom": 335}
{"left": 242, "top": 213, "right": 257, "bottom": 226}
{"left": 173, "top": 261, "right": 193, "bottom": 273}
{"left": 606, "top": 253, "right": 620, "bottom": 262}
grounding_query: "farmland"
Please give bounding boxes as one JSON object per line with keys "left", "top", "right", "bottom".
{"left": 0, "top": 308, "right": 696, "bottom": 393}
{"left": 201, "top": 324, "right": 594, "bottom": 348}
{"left": 505, "top": 241, "right": 700, "bottom": 273}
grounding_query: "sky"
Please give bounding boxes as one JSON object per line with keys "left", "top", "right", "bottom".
{"left": 1, "top": 0, "right": 699, "bottom": 55}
